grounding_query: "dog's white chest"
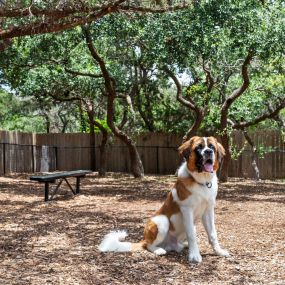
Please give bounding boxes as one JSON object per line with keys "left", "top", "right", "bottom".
{"left": 170, "top": 182, "right": 218, "bottom": 238}
{"left": 192, "top": 183, "right": 217, "bottom": 219}
{"left": 172, "top": 173, "right": 218, "bottom": 220}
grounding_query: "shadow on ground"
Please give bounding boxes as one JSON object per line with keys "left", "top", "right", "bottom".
{"left": 0, "top": 173, "right": 284, "bottom": 284}
{"left": 218, "top": 180, "right": 285, "bottom": 204}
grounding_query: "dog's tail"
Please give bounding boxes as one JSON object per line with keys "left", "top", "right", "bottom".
{"left": 98, "top": 230, "right": 145, "bottom": 253}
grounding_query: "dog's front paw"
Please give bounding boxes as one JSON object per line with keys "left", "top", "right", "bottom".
{"left": 188, "top": 251, "right": 202, "bottom": 263}
{"left": 214, "top": 247, "right": 230, "bottom": 257}
{"left": 154, "top": 248, "right": 167, "bottom": 255}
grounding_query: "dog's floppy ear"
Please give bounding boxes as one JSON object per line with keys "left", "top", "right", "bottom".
{"left": 217, "top": 142, "right": 225, "bottom": 162}
{"left": 178, "top": 137, "right": 197, "bottom": 160}
{"left": 179, "top": 141, "right": 191, "bottom": 160}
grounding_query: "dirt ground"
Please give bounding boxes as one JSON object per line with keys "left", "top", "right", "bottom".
{"left": 0, "top": 173, "right": 284, "bottom": 285}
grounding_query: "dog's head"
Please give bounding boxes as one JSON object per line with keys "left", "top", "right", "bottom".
{"left": 179, "top": 136, "right": 225, "bottom": 173}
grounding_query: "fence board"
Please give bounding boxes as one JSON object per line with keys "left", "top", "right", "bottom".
{"left": 0, "top": 130, "right": 284, "bottom": 179}
{"left": 138, "top": 146, "right": 158, "bottom": 174}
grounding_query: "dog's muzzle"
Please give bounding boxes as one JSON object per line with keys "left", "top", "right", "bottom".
{"left": 203, "top": 149, "right": 214, "bottom": 173}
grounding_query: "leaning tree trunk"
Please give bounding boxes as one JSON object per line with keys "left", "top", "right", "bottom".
{"left": 104, "top": 83, "right": 144, "bottom": 177}
{"left": 83, "top": 26, "right": 144, "bottom": 178}
{"left": 106, "top": 89, "right": 144, "bottom": 177}
{"left": 96, "top": 124, "right": 109, "bottom": 177}
{"left": 219, "top": 52, "right": 253, "bottom": 182}
{"left": 182, "top": 109, "right": 204, "bottom": 143}
{"left": 163, "top": 66, "right": 209, "bottom": 145}
{"left": 219, "top": 133, "right": 231, "bottom": 182}
{"left": 243, "top": 131, "right": 260, "bottom": 181}
{"left": 128, "top": 141, "right": 144, "bottom": 178}
{"left": 110, "top": 125, "right": 144, "bottom": 178}
{"left": 219, "top": 112, "right": 231, "bottom": 182}
{"left": 87, "top": 110, "right": 109, "bottom": 176}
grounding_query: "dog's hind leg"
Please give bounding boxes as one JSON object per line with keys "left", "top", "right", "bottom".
{"left": 144, "top": 215, "right": 169, "bottom": 255}
{"left": 164, "top": 234, "right": 185, "bottom": 253}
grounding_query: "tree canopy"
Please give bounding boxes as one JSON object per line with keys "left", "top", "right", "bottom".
{"left": 0, "top": 0, "right": 284, "bottom": 179}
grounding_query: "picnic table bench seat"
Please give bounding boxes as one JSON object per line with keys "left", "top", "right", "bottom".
{"left": 30, "top": 170, "right": 92, "bottom": 202}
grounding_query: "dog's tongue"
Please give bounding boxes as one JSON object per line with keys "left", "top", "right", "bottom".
{"left": 204, "top": 163, "right": 213, "bottom": 173}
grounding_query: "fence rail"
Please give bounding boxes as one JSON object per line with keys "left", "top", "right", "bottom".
{"left": 0, "top": 130, "right": 284, "bottom": 179}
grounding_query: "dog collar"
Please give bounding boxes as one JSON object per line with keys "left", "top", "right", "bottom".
{"left": 194, "top": 181, "right": 212, "bottom": 188}
{"left": 205, "top": 182, "right": 212, "bottom": 188}
{"left": 185, "top": 165, "right": 213, "bottom": 189}
{"left": 187, "top": 171, "right": 212, "bottom": 188}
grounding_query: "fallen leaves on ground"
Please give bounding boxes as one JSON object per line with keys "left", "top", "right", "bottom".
{"left": 0, "top": 173, "right": 284, "bottom": 285}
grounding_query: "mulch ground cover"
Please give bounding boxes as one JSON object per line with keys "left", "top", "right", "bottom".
{"left": 0, "top": 173, "right": 284, "bottom": 285}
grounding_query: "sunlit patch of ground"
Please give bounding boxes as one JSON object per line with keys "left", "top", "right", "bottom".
{"left": 0, "top": 173, "right": 284, "bottom": 284}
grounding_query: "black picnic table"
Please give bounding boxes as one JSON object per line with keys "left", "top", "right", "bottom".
{"left": 30, "top": 170, "right": 92, "bottom": 202}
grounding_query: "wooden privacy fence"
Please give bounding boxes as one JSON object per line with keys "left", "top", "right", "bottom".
{"left": 0, "top": 130, "right": 284, "bottom": 179}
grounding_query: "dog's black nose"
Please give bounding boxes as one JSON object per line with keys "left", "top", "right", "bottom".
{"left": 204, "top": 149, "right": 213, "bottom": 155}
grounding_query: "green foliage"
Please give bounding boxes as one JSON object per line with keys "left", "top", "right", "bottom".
{"left": 255, "top": 144, "right": 276, "bottom": 159}
{"left": 230, "top": 141, "right": 247, "bottom": 160}
{"left": 0, "top": 88, "right": 46, "bottom": 132}
{"left": 0, "top": 0, "right": 284, "bottom": 135}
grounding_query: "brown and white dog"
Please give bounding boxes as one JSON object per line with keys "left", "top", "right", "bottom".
{"left": 98, "top": 136, "right": 229, "bottom": 263}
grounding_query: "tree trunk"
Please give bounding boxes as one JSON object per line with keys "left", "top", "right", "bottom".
{"left": 86, "top": 110, "right": 110, "bottom": 176}
{"left": 137, "top": 99, "right": 155, "bottom": 131}
{"left": 136, "top": 73, "right": 155, "bottom": 132}
{"left": 79, "top": 105, "right": 87, "bottom": 133}
{"left": 88, "top": 118, "right": 96, "bottom": 172}
{"left": 219, "top": 133, "right": 231, "bottom": 182}
{"left": 109, "top": 122, "right": 144, "bottom": 178}
{"left": 182, "top": 109, "right": 204, "bottom": 143}
{"left": 58, "top": 114, "right": 68, "bottom": 133}
{"left": 83, "top": 26, "right": 144, "bottom": 178}
{"left": 128, "top": 141, "right": 144, "bottom": 178}
{"left": 219, "top": 52, "right": 253, "bottom": 182}
{"left": 61, "top": 123, "right": 67, "bottom": 133}
{"left": 44, "top": 114, "right": 50, "bottom": 133}
{"left": 97, "top": 126, "right": 108, "bottom": 177}
{"left": 243, "top": 131, "right": 260, "bottom": 181}
{"left": 106, "top": 90, "right": 144, "bottom": 177}
{"left": 163, "top": 66, "right": 206, "bottom": 144}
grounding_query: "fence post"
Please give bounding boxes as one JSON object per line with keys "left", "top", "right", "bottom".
{"left": 94, "top": 145, "right": 97, "bottom": 171}
{"left": 156, "top": 146, "right": 159, "bottom": 174}
{"left": 31, "top": 145, "right": 35, "bottom": 173}
{"left": 3, "top": 143, "right": 6, "bottom": 176}
{"left": 55, "top": 146, "right": 58, "bottom": 171}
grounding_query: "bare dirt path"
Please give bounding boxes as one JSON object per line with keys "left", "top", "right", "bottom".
{"left": 0, "top": 173, "right": 284, "bottom": 285}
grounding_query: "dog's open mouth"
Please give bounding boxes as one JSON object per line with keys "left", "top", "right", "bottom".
{"left": 203, "top": 159, "right": 213, "bottom": 173}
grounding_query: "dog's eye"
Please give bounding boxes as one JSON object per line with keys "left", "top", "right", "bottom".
{"left": 208, "top": 144, "right": 215, "bottom": 150}
{"left": 196, "top": 144, "right": 203, "bottom": 149}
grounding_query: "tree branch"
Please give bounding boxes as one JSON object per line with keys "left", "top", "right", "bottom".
{"left": 163, "top": 66, "right": 196, "bottom": 110}
{"left": 202, "top": 60, "right": 214, "bottom": 92}
{"left": 0, "top": 5, "right": 103, "bottom": 18}
{"left": 163, "top": 66, "right": 205, "bottom": 142}
{"left": 48, "top": 91, "right": 82, "bottom": 103}
{"left": 82, "top": 25, "right": 115, "bottom": 95}
{"left": 0, "top": 1, "right": 190, "bottom": 18}
{"left": 220, "top": 51, "right": 254, "bottom": 129}
{"left": 0, "top": 1, "right": 191, "bottom": 41}
{"left": 267, "top": 101, "right": 285, "bottom": 132}
{"left": 0, "top": 0, "right": 127, "bottom": 40}
{"left": 119, "top": 3, "right": 191, "bottom": 13}
{"left": 232, "top": 98, "right": 285, "bottom": 129}
{"left": 64, "top": 67, "right": 102, "bottom": 78}
{"left": 222, "top": 52, "right": 253, "bottom": 110}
